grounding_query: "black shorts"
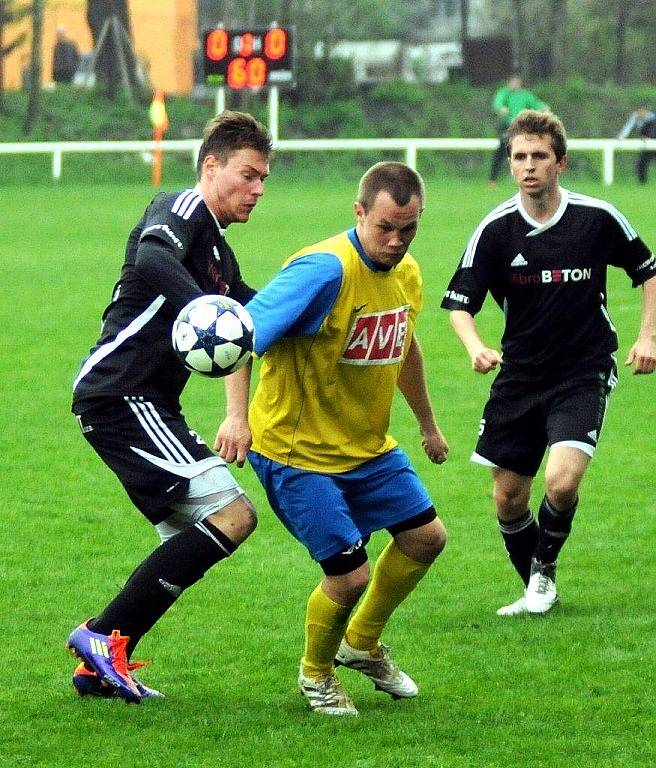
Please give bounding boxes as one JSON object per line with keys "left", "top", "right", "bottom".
{"left": 473, "top": 360, "right": 618, "bottom": 477}
{"left": 74, "top": 397, "right": 223, "bottom": 524}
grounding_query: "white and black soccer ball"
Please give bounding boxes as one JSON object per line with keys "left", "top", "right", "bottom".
{"left": 172, "top": 294, "right": 254, "bottom": 378}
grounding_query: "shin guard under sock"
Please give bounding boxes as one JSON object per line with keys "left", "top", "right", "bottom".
{"left": 535, "top": 495, "right": 577, "bottom": 565}
{"left": 89, "top": 519, "right": 236, "bottom": 656}
{"left": 302, "top": 584, "right": 352, "bottom": 679}
{"left": 345, "top": 540, "right": 430, "bottom": 652}
{"left": 498, "top": 511, "right": 538, "bottom": 586}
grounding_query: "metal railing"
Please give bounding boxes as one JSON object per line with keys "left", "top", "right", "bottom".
{"left": 1, "top": 136, "right": 654, "bottom": 184}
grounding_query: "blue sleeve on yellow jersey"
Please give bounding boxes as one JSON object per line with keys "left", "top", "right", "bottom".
{"left": 246, "top": 253, "right": 343, "bottom": 355}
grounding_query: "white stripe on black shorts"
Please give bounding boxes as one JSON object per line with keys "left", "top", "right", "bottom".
{"left": 74, "top": 397, "right": 228, "bottom": 524}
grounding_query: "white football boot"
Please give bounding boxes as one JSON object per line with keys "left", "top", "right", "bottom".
{"left": 298, "top": 665, "right": 358, "bottom": 716}
{"left": 496, "top": 595, "right": 529, "bottom": 617}
{"left": 525, "top": 558, "right": 559, "bottom": 613}
{"left": 335, "top": 640, "right": 418, "bottom": 699}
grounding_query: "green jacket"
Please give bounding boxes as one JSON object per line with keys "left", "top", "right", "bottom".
{"left": 493, "top": 86, "right": 547, "bottom": 127}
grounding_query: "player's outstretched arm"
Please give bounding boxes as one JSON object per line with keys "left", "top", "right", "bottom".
{"left": 135, "top": 237, "right": 203, "bottom": 312}
{"left": 214, "top": 360, "right": 253, "bottom": 466}
{"left": 397, "top": 336, "right": 448, "bottom": 465}
{"left": 449, "top": 309, "right": 502, "bottom": 374}
{"left": 625, "top": 275, "right": 656, "bottom": 375}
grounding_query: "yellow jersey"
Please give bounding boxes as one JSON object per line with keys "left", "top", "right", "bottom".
{"left": 248, "top": 229, "right": 423, "bottom": 472}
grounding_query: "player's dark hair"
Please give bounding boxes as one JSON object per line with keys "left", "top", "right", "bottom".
{"left": 196, "top": 111, "right": 273, "bottom": 178}
{"left": 506, "top": 109, "right": 567, "bottom": 161}
{"left": 357, "top": 161, "right": 425, "bottom": 212}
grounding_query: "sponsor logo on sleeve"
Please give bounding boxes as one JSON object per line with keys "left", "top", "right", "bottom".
{"left": 637, "top": 253, "right": 656, "bottom": 272}
{"left": 142, "top": 223, "right": 184, "bottom": 250}
{"left": 444, "top": 289, "right": 470, "bottom": 304}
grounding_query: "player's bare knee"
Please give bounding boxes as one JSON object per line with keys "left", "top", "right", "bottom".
{"left": 324, "top": 567, "right": 369, "bottom": 607}
{"left": 394, "top": 518, "right": 446, "bottom": 564}
{"left": 207, "top": 495, "right": 257, "bottom": 545}
{"left": 493, "top": 486, "right": 530, "bottom": 520}
{"left": 340, "top": 569, "right": 369, "bottom": 602}
{"left": 388, "top": 508, "right": 446, "bottom": 564}
{"left": 429, "top": 518, "right": 448, "bottom": 559}
{"left": 545, "top": 478, "right": 579, "bottom": 511}
{"left": 163, "top": 467, "right": 256, "bottom": 545}
{"left": 544, "top": 467, "right": 581, "bottom": 510}
{"left": 414, "top": 520, "right": 447, "bottom": 562}
{"left": 320, "top": 547, "right": 370, "bottom": 606}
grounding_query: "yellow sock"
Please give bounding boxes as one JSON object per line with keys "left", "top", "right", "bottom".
{"left": 345, "top": 540, "right": 431, "bottom": 653}
{"left": 302, "top": 583, "right": 353, "bottom": 679}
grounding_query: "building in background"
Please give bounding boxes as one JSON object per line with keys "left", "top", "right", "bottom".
{"left": 4, "top": 0, "right": 197, "bottom": 95}
{"left": 314, "top": 40, "right": 462, "bottom": 85}
{"left": 4, "top": 0, "right": 508, "bottom": 95}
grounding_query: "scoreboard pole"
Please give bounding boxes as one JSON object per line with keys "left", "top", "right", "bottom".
{"left": 215, "top": 86, "right": 226, "bottom": 116}
{"left": 213, "top": 85, "right": 277, "bottom": 141}
{"left": 268, "top": 85, "right": 279, "bottom": 142}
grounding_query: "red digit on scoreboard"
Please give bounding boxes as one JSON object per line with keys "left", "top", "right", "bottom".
{"left": 239, "top": 32, "right": 254, "bottom": 57}
{"left": 264, "top": 28, "right": 287, "bottom": 60}
{"left": 206, "top": 29, "right": 228, "bottom": 61}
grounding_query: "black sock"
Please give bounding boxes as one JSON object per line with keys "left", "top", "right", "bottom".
{"left": 535, "top": 495, "right": 577, "bottom": 565}
{"left": 498, "top": 511, "right": 538, "bottom": 586}
{"left": 89, "top": 519, "right": 236, "bottom": 657}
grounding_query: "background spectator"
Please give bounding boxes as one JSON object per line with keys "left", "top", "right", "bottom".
{"left": 617, "top": 106, "right": 656, "bottom": 184}
{"left": 489, "top": 73, "right": 548, "bottom": 185}
{"left": 52, "top": 25, "right": 79, "bottom": 84}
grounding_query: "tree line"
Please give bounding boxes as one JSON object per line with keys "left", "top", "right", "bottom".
{"left": 2, "top": 0, "right": 654, "bottom": 135}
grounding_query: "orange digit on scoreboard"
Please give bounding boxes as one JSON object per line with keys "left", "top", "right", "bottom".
{"left": 226, "top": 58, "right": 247, "bottom": 88}
{"left": 264, "top": 28, "right": 287, "bottom": 60}
{"left": 247, "top": 58, "right": 267, "bottom": 87}
{"left": 206, "top": 29, "right": 228, "bottom": 61}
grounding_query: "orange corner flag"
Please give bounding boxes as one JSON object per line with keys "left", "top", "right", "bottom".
{"left": 149, "top": 89, "right": 169, "bottom": 132}
{"left": 149, "top": 90, "right": 169, "bottom": 186}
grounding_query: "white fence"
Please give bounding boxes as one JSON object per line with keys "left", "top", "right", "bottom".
{"left": 1, "top": 137, "right": 654, "bottom": 184}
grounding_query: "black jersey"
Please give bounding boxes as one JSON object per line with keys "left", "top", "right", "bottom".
{"left": 441, "top": 188, "right": 656, "bottom": 379}
{"left": 73, "top": 189, "right": 256, "bottom": 411}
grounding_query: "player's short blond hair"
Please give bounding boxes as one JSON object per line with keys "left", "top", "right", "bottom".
{"left": 357, "top": 161, "right": 425, "bottom": 212}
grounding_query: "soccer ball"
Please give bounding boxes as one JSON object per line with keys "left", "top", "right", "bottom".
{"left": 172, "top": 294, "right": 254, "bottom": 377}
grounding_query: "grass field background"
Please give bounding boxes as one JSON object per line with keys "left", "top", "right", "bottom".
{"left": 1, "top": 172, "right": 655, "bottom": 767}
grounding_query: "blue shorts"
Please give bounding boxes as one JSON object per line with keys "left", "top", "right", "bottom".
{"left": 248, "top": 447, "right": 433, "bottom": 562}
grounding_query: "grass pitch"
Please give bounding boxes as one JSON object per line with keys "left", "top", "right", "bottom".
{"left": 1, "top": 174, "right": 654, "bottom": 767}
